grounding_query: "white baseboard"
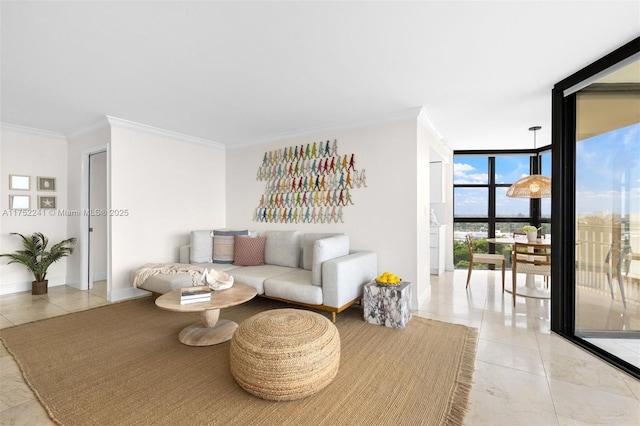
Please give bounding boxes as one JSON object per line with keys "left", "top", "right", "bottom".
{"left": 0, "top": 275, "right": 148, "bottom": 303}
{"left": 108, "top": 286, "right": 149, "bottom": 302}
{"left": 0, "top": 277, "right": 68, "bottom": 295}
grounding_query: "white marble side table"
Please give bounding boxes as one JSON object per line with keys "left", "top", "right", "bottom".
{"left": 363, "top": 281, "right": 412, "bottom": 329}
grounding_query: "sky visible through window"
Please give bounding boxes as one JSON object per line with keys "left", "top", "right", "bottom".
{"left": 576, "top": 122, "right": 640, "bottom": 216}
{"left": 454, "top": 154, "right": 542, "bottom": 217}
{"left": 454, "top": 122, "right": 638, "bottom": 217}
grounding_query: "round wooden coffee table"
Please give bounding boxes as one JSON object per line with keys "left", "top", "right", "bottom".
{"left": 155, "top": 283, "right": 257, "bottom": 346}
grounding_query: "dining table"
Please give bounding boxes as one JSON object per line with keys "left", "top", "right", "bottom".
{"left": 487, "top": 236, "right": 552, "bottom": 300}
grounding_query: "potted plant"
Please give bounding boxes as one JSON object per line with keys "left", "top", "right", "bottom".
{"left": 521, "top": 225, "right": 541, "bottom": 242}
{"left": 0, "top": 232, "right": 77, "bottom": 295}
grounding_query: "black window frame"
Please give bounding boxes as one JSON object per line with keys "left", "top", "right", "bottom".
{"left": 453, "top": 148, "right": 552, "bottom": 252}
{"left": 551, "top": 36, "right": 640, "bottom": 379}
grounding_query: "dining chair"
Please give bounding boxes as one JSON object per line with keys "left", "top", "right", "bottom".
{"left": 465, "top": 233, "right": 505, "bottom": 291}
{"left": 512, "top": 242, "right": 551, "bottom": 306}
{"left": 576, "top": 242, "right": 626, "bottom": 308}
{"left": 513, "top": 243, "right": 550, "bottom": 288}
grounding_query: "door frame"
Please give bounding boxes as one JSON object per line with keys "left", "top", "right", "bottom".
{"left": 80, "top": 145, "right": 110, "bottom": 295}
{"left": 551, "top": 37, "right": 639, "bottom": 378}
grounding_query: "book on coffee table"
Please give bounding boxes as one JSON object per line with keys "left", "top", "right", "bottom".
{"left": 180, "top": 286, "right": 211, "bottom": 304}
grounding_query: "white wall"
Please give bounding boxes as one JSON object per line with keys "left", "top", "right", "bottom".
{"left": 66, "top": 123, "right": 111, "bottom": 288}
{"left": 0, "top": 126, "right": 70, "bottom": 293}
{"left": 226, "top": 116, "right": 434, "bottom": 308}
{"left": 2, "top": 111, "right": 450, "bottom": 308}
{"left": 417, "top": 119, "right": 435, "bottom": 306}
{"left": 108, "top": 123, "right": 226, "bottom": 301}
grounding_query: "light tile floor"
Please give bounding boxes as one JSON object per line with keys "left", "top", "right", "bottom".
{"left": 1, "top": 282, "right": 109, "bottom": 425}
{"left": 420, "top": 271, "right": 640, "bottom": 426}
{"left": 1, "top": 274, "right": 639, "bottom": 425}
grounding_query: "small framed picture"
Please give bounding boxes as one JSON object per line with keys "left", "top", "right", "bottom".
{"left": 37, "top": 176, "right": 56, "bottom": 191}
{"left": 9, "top": 174, "right": 30, "bottom": 190}
{"left": 9, "top": 195, "right": 30, "bottom": 209}
{"left": 38, "top": 196, "right": 56, "bottom": 209}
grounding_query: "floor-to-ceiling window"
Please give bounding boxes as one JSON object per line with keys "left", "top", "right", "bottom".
{"left": 453, "top": 151, "right": 551, "bottom": 269}
{"left": 552, "top": 37, "right": 639, "bottom": 378}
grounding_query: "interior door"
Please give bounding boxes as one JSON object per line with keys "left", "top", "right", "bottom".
{"left": 88, "top": 151, "right": 107, "bottom": 290}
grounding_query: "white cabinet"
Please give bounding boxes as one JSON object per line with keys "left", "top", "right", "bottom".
{"left": 430, "top": 225, "right": 446, "bottom": 275}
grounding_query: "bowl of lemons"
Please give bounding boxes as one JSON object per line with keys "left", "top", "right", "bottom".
{"left": 375, "top": 271, "right": 402, "bottom": 286}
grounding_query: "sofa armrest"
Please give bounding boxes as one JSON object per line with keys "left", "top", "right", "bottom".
{"left": 179, "top": 245, "right": 191, "bottom": 264}
{"left": 321, "top": 251, "right": 377, "bottom": 308}
{"left": 312, "top": 234, "right": 349, "bottom": 285}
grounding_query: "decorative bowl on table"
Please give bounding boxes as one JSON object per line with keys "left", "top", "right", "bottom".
{"left": 375, "top": 272, "right": 402, "bottom": 286}
{"left": 201, "top": 268, "right": 234, "bottom": 291}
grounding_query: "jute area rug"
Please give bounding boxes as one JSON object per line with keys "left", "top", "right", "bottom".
{"left": 0, "top": 297, "right": 477, "bottom": 426}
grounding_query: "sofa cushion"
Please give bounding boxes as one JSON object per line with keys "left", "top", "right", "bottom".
{"left": 301, "top": 233, "right": 342, "bottom": 270}
{"left": 233, "top": 236, "right": 266, "bottom": 266}
{"left": 264, "top": 269, "right": 323, "bottom": 305}
{"left": 213, "top": 229, "right": 249, "bottom": 264}
{"left": 229, "top": 264, "right": 297, "bottom": 295}
{"left": 190, "top": 230, "right": 213, "bottom": 263}
{"left": 264, "top": 230, "right": 301, "bottom": 268}
{"left": 311, "top": 235, "right": 350, "bottom": 286}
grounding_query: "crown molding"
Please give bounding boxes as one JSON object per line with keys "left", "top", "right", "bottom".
{"left": 417, "top": 107, "right": 444, "bottom": 141}
{"left": 66, "top": 118, "right": 111, "bottom": 139}
{"left": 417, "top": 107, "right": 451, "bottom": 161}
{"left": 106, "top": 116, "right": 225, "bottom": 150}
{"left": 0, "top": 122, "right": 67, "bottom": 140}
{"left": 230, "top": 106, "right": 438, "bottom": 150}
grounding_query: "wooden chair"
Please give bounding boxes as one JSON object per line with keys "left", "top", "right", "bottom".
{"left": 465, "top": 234, "right": 506, "bottom": 291}
{"left": 576, "top": 242, "right": 626, "bottom": 308}
{"left": 512, "top": 231, "right": 547, "bottom": 285}
{"left": 512, "top": 242, "right": 551, "bottom": 306}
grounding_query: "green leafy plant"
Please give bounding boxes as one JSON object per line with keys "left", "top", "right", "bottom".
{"left": 521, "top": 225, "right": 541, "bottom": 232}
{"left": 0, "top": 232, "right": 77, "bottom": 282}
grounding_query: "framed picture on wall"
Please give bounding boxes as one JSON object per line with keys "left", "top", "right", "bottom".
{"left": 38, "top": 196, "right": 56, "bottom": 209}
{"left": 9, "top": 174, "right": 30, "bottom": 190}
{"left": 9, "top": 195, "right": 30, "bottom": 209}
{"left": 37, "top": 176, "right": 56, "bottom": 191}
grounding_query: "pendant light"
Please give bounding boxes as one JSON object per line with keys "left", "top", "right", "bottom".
{"left": 506, "top": 126, "right": 551, "bottom": 198}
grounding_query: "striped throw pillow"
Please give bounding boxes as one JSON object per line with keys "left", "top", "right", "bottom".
{"left": 213, "top": 229, "right": 249, "bottom": 264}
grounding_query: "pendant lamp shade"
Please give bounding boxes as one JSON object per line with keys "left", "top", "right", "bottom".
{"left": 506, "top": 175, "right": 551, "bottom": 198}
{"left": 507, "top": 126, "right": 551, "bottom": 198}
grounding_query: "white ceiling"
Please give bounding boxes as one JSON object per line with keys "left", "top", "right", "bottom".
{"left": 1, "top": 1, "right": 639, "bottom": 150}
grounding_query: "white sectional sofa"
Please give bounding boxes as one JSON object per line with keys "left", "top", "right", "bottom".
{"left": 133, "top": 230, "right": 378, "bottom": 322}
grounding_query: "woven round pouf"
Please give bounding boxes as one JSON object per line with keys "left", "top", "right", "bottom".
{"left": 230, "top": 309, "right": 340, "bottom": 401}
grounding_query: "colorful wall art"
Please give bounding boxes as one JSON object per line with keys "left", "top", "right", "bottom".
{"left": 254, "top": 139, "right": 367, "bottom": 223}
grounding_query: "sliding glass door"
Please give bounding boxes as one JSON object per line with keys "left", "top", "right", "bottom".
{"left": 574, "top": 118, "right": 639, "bottom": 365}
{"left": 552, "top": 37, "right": 639, "bottom": 377}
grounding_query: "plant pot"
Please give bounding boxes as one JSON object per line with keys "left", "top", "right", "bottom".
{"left": 32, "top": 280, "right": 48, "bottom": 295}
{"left": 526, "top": 231, "right": 537, "bottom": 242}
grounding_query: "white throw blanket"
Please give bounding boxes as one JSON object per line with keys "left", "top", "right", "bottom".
{"left": 132, "top": 263, "right": 205, "bottom": 288}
